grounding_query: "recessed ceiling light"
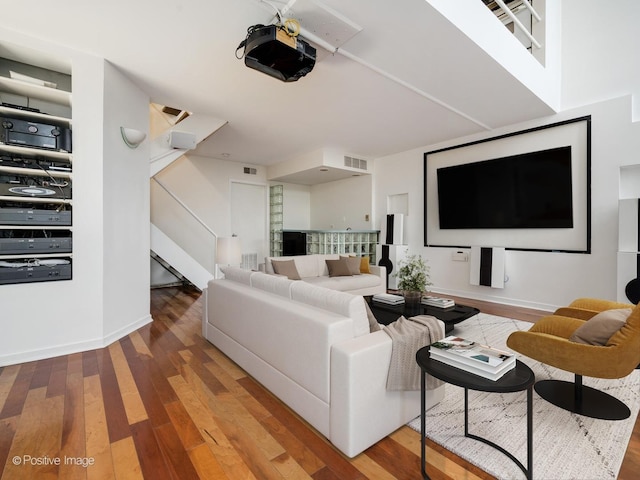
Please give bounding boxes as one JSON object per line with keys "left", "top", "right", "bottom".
{"left": 319, "top": 167, "right": 329, "bottom": 172}
{"left": 221, "top": 153, "right": 231, "bottom": 158}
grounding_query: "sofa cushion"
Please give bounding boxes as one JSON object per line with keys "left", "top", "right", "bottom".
{"left": 250, "top": 271, "right": 295, "bottom": 298}
{"left": 221, "top": 266, "right": 254, "bottom": 285}
{"left": 569, "top": 308, "right": 632, "bottom": 345}
{"left": 326, "top": 258, "right": 353, "bottom": 277}
{"left": 290, "top": 281, "right": 369, "bottom": 337}
{"left": 340, "top": 256, "right": 362, "bottom": 275}
{"left": 271, "top": 259, "right": 301, "bottom": 280}
{"left": 303, "top": 274, "right": 382, "bottom": 293}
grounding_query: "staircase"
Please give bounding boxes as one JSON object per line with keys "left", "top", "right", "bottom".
{"left": 149, "top": 110, "right": 227, "bottom": 289}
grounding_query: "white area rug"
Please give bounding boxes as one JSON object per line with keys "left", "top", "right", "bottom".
{"left": 408, "top": 313, "right": 640, "bottom": 480}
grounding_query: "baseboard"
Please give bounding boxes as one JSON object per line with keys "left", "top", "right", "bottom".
{"left": 429, "top": 288, "right": 559, "bottom": 313}
{"left": 0, "top": 313, "right": 153, "bottom": 367}
{"left": 103, "top": 314, "right": 153, "bottom": 346}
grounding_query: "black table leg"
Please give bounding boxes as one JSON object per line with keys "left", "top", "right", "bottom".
{"left": 527, "top": 385, "right": 533, "bottom": 480}
{"left": 421, "top": 371, "right": 430, "bottom": 479}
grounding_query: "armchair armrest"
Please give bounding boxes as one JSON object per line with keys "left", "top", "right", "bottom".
{"left": 567, "top": 298, "right": 634, "bottom": 312}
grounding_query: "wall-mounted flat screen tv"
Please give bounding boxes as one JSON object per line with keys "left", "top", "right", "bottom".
{"left": 437, "top": 146, "right": 573, "bottom": 229}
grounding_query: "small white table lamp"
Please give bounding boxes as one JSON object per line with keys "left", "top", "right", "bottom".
{"left": 216, "top": 236, "right": 242, "bottom": 278}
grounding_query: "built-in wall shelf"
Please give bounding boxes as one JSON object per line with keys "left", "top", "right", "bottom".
{"left": 0, "top": 55, "right": 73, "bottom": 285}
{"left": 0, "top": 76, "right": 71, "bottom": 107}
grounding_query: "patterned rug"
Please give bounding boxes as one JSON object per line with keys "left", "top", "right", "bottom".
{"left": 407, "top": 313, "right": 640, "bottom": 480}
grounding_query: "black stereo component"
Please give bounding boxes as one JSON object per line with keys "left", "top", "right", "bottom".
{"left": 0, "top": 116, "right": 72, "bottom": 152}
{"left": 0, "top": 206, "right": 71, "bottom": 226}
{"left": 0, "top": 153, "right": 71, "bottom": 173}
{"left": 0, "top": 173, "right": 71, "bottom": 199}
{"left": 0, "top": 230, "right": 72, "bottom": 255}
{"left": 0, "top": 258, "right": 72, "bottom": 285}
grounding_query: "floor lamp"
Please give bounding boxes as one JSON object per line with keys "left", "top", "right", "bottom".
{"left": 216, "top": 236, "right": 242, "bottom": 278}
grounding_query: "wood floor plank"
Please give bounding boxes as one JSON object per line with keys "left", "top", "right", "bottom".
{"left": 167, "top": 372, "right": 257, "bottom": 480}
{"left": 130, "top": 420, "right": 172, "bottom": 480}
{"left": 95, "top": 348, "right": 131, "bottom": 444}
{"left": 3, "top": 387, "right": 57, "bottom": 479}
{"left": 111, "top": 436, "right": 143, "bottom": 480}
{"left": 238, "top": 376, "right": 364, "bottom": 480}
{"left": 154, "top": 421, "right": 201, "bottom": 480}
{"left": 164, "top": 400, "right": 205, "bottom": 451}
{"left": 59, "top": 363, "right": 87, "bottom": 480}
{"left": 187, "top": 443, "right": 229, "bottom": 480}
{"left": 46, "top": 355, "right": 69, "bottom": 399}
{"left": 0, "top": 365, "right": 20, "bottom": 413}
{"left": 83, "top": 375, "right": 115, "bottom": 480}
{"left": 29, "top": 357, "right": 54, "bottom": 390}
{"left": 0, "top": 417, "right": 17, "bottom": 477}
{"left": 0, "top": 362, "right": 36, "bottom": 419}
{"left": 108, "top": 342, "right": 148, "bottom": 425}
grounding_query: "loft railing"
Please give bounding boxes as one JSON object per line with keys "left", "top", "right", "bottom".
{"left": 483, "top": 0, "right": 542, "bottom": 51}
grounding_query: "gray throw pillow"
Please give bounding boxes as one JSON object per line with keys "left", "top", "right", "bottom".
{"left": 340, "top": 255, "right": 362, "bottom": 275}
{"left": 326, "top": 258, "right": 353, "bottom": 277}
{"left": 569, "top": 308, "right": 632, "bottom": 345}
{"left": 271, "top": 259, "right": 301, "bottom": 280}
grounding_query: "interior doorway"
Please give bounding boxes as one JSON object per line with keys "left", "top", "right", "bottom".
{"left": 230, "top": 181, "right": 268, "bottom": 269}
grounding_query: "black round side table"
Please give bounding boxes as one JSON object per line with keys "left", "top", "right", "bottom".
{"left": 416, "top": 347, "right": 535, "bottom": 480}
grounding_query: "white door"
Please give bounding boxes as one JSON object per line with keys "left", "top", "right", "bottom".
{"left": 230, "top": 181, "right": 267, "bottom": 268}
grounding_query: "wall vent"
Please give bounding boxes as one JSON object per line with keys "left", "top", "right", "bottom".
{"left": 243, "top": 167, "right": 257, "bottom": 175}
{"left": 344, "top": 156, "right": 367, "bottom": 170}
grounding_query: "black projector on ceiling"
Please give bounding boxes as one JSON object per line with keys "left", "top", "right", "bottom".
{"left": 243, "top": 24, "right": 316, "bottom": 82}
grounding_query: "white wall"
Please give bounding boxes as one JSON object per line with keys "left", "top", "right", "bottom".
{"left": 282, "top": 183, "right": 311, "bottom": 230}
{"left": 0, "top": 30, "right": 151, "bottom": 366}
{"left": 310, "top": 175, "right": 373, "bottom": 230}
{"left": 152, "top": 154, "right": 267, "bottom": 262}
{"left": 102, "top": 61, "right": 151, "bottom": 341}
{"left": 561, "top": 0, "right": 640, "bottom": 121}
{"left": 375, "top": 96, "right": 639, "bottom": 311}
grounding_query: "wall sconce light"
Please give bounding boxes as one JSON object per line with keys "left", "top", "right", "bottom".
{"left": 120, "top": 127, "right": 147, "bottom": 149}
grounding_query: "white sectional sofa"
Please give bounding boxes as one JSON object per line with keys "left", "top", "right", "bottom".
{"left": 202, "top": 267, "right": 445, "bottom": 458}
{"left": 262, "top": 253, "right": 386, "bottom": 296}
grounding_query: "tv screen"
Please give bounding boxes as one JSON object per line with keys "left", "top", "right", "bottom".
{"left": 437, "top": 146, "right": 573, "bottom": 229}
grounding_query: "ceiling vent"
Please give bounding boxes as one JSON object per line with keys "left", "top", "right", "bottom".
{"left": 344, "top": 156, "right": 367, "bottom": 170}
{"left": 243, "top": 167, "right": 257, "bottom": 175}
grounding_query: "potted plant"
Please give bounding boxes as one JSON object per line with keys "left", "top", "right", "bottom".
{"left": 394, "top": 254, "right": 432, "bottom": 304}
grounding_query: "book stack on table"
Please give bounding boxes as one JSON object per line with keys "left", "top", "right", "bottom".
{"left": 372, "top": 293, "right": 405, "bottom": 305}
{"left": 429, "top": 336, "right": 516, "bottom": 381}
{"left": 421, "top": 295, "right": 455, "bottom": 309}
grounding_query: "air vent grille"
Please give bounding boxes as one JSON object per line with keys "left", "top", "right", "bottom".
{"left": 344, "top": 156, "right": 367, "bottom": 170}
{"left": 243, "top": 167, "right": 257, "bottom": 175}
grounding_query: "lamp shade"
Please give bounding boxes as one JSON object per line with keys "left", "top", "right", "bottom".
{"left": 216, "top": 237, "right": 242, "bottom": 265}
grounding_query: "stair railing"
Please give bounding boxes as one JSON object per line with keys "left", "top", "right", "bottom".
{"left": 151, "top": 177, "right": 218, "bottom": 274}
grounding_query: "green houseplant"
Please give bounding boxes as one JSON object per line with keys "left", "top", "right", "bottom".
{"left": 394, "top": 254, "right": 432, "bottom": 303}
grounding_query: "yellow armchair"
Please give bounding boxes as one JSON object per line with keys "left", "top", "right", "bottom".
{"left": 507, "top": 298, "right": 639, "bottom": 420}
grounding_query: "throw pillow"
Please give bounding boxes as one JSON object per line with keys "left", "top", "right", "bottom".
{"left": 360, "top": 256, "right": 371, "bottom": 274}
{"left": 271, "top": 259, "right": 302, "bottom": 280}
{"left": 340, "top": 255, "right": 362, "bottom": 275}
{"left": 569, "top": 308, "right": 632, "bottom": 345}
{"left": 326, "top": 258, "right": 353, "bottom": 277}
{"left": 364, "top": 300, "right": 381, "bottom": 332}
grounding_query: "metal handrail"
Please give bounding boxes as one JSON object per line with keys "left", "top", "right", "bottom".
{"left": 151, "top": 177, "right": 218, "bottom": 239}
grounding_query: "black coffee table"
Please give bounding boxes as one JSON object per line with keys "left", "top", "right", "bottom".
{"left": 416, "top": 348, "right": 535, "bottom": 480}
{"left": 367, "top": 297, "right": 479, "bottom": 333}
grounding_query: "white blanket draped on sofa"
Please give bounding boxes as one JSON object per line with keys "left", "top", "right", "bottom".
{"left": 384, "top": 315, "right": 445, "bottom": 391}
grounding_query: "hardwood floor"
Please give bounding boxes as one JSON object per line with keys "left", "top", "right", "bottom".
{"left": 0, "top": 287, "right": 637, "bottom": 479}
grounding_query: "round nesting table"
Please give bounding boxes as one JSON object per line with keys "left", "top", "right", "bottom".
{"left": 416, "top": 347, "right": 535, "bottom": 480}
